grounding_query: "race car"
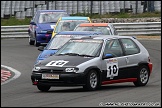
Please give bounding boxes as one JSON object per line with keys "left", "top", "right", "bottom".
{"left": 28, "top": 10, "right": 69, "bottom": 47}
{"left": 74, "top": 23, "right": 118, "bottom": 35}
{"left": 35, "top": 31, "right": 103, "bottom": 64}
{"left": 31, "top": 35, "right": 153, "bottom": 92}
{"left": 51, "top": 16, "right": 92, "bottom": 38}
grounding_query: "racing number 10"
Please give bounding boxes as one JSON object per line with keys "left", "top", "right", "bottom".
{"left": 108, "top": 65, "right": 118, "bottom": 75}
{"left": 46, "top": 60, "right": 69, "bottom": 67}
{"left": 106, "top": 59, "right": 119, "bottom": 78}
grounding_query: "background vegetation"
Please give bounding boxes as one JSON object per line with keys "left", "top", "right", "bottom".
{"left": 1, "top": 11, "right": 161, "bottom": 26}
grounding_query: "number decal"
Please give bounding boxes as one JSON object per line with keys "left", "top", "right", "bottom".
{"left": 106, "top": 58, "right": 119, "bottom": 79}
{"left": 46, "top": 60, "right": 69, "bottom": 67}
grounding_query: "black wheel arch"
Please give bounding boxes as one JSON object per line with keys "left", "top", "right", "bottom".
{"left": 138, "top": 61, "right": 150, "bottom": 75}
{"left": 84, "top": 66, "right": 102, "bottom": 85}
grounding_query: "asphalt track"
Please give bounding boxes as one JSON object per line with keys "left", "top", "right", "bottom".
{"left": 1, "top": 38, "right": 161, "bottom": 107}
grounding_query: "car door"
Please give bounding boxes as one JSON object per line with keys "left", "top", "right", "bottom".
{"left": 119, "top": 38, "right": 141, "bottom": 78}
{"left": 101, "top": 39, "right": 127, "bottom": 82}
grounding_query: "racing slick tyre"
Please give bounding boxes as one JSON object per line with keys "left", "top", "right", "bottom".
{"left": 83, "top": 70, "right": 100, "bottom": 91}
{"left": 133, "top": 65, "right": 150, "bottom": 87}
{"left": 37, "top": 85, "right": 51, "bottom": 92}
{"left": 29, "top": 37, "right": 35, "bottom": 45}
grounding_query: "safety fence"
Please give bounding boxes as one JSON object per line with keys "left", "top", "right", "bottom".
{"left": 1, "top": 22, "right": 161, "bottom": 38}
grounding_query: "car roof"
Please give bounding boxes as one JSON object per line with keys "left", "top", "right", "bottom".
{"left": 38, "top": 10, "right": 67, "bottom": 12}
{"left": 78, "top": 23, "right": 109, "bottom": 27}
{"left": 57, "top": 31, "right": 103, "bottom": 35}
{"left": 73, "top": 35, "right": 136, "bottom": 40}
{"left": 61, "top": 16, "right": 89, "bottom": 20}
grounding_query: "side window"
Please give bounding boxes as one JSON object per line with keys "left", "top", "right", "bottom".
{"left": 104, "top": 39, "right": 123, "bottom": 57}
{"left": 120, "top": 38, "right": 140, "bottom": 55}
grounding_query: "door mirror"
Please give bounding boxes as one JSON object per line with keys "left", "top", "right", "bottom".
{"left": 102, "top": 53, "right": 114, "bottom": 59}
{"left": 38, "top": 46, "right": 44, "bottom": 51}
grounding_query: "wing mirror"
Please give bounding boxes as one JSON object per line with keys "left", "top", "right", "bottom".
{"left": 102, "top": 53, "right": 114, "bottom": 59}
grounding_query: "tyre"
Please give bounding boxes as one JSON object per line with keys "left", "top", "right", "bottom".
{"left": 35, "top": 36, "right": 40, "bottom": 47}
{"left": 29, "top": 37, "right": 35, "bottom": 45}
{"left": 83, "top": 70, "right": 100, "bottom": 91}
{"left": 37, "top": 85, "right": 51, "bottom": 92}
{"left": 133, "top": 65, "right": 150, "bottom": 86}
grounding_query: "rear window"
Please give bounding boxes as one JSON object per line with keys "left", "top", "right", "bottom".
{"left": 120, "top": 38, "right": 140, "bottom": 55}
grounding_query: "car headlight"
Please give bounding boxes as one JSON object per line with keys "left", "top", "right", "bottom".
{"left": 32, "top": 67, "right": 41, "bottom": 72}
{"left": 65, "top": 68, "right": 79, "bottom": 72}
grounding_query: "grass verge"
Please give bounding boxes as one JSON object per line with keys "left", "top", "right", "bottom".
{"left": 1, "top": 11, "right": 161, "bottom": 26}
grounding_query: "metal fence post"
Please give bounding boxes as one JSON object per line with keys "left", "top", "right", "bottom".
{"left": 90, "top": 1, "right": 93, "bottom": 16}
{"left": 136, "top": 1, "right": 138, "bottom": 14}
{"left": 46, "top": 1, "right": 49, "bottom": 10}
{"left": 10, "top": 1, "right": 12, "bottom": 17}
{"left": 55, "top": 1, "right": 56, "bottom": 10}
{"left": 124, "top": 1, "right": 125, "bottom": 13}
{"left": 33, "top": 1, "right": 35, "bottom": 17}
{"left": 100, "top": 1, "right": 101, "bottom": 15}
{"left": 147, "top": 1, "right": 149, "bottom": 12}
{"left": 77, "top": 1, "right": 78, "bottom": 14}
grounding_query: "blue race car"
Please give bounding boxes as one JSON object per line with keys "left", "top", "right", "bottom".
{"left": 28, "top": 10, "right": 69, "bottom": 47}
{"left": 35, "top": 31, "right": 103, "bottom": 64}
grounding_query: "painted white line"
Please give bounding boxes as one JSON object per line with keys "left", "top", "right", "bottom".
{"left": 1, "top": 65, "right": 21, "bottom": 85}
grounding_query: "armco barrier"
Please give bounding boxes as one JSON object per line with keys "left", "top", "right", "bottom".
{"left": 1, "top": 22, "right": 161, "bottom": 38}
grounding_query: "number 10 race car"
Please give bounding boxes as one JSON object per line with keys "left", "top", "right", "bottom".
{"left": 31, "top": 35, "right": 153, "bottom": 92}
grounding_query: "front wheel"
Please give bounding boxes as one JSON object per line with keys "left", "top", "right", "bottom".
{"left": 37, "top": 85, "right": 51, "bottom": 92}
{"left": 133, "top": 65, "right": 150, "bottom": 86}
{"left": 83, "top": 70, "right": 100, "bottom": 91}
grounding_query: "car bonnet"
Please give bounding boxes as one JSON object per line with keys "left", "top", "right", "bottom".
{"left": 37, "top": 23, "right": 56, "bottom": 30}
{"left": 35, "top": 55, "right": 95, "bottom": 68}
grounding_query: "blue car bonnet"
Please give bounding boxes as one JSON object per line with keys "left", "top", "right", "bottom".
{"left": 37, "top": 23, "right": 56, "bottom": 30}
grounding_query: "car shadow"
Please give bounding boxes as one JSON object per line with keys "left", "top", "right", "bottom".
{"left": 36, "top": 84, "right": 136, "bottom": 93}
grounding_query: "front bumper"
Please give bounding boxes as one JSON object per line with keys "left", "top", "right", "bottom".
{"left": 36, "top": 33, "right": 52, "bottom": 44}
{"left": 31, "top": 72, "right": 86, "bottom": 86}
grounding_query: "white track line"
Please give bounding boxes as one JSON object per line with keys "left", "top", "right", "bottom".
{"left": 1, "top": 65, "right": 21, "bottom": 85}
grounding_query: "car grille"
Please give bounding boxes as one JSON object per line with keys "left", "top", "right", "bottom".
{"left": 40, "top": 69, "right": 64, "bottom": 73}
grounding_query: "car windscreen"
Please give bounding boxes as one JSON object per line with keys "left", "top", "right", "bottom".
{"left": 45, "top": 35, "right": 72, "bottom": 50}
{"left": 55, "top": 39, "right": 103, "bottom": 57}
{"left": 56, "top": 20, "right": 90, "bottom": 32}
{"left": 74, "top": 26, "right": 111, "bottom": 35}
{"left": 38, "top": 12, "right": 68, "bottom": 23}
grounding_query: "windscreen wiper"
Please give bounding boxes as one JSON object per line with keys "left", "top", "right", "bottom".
{"left": 78, "top": 54, "right": 95, "bottom": 57}
{"left": 57, "top": 53, "right": 80, "bottom": 56}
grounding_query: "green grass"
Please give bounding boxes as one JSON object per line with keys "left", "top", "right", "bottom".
{"left": 1, "top": 11, "right": 161, "bottom": 26}
{"left": 1, "top": 17, "right": 31, "bottom": 26}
